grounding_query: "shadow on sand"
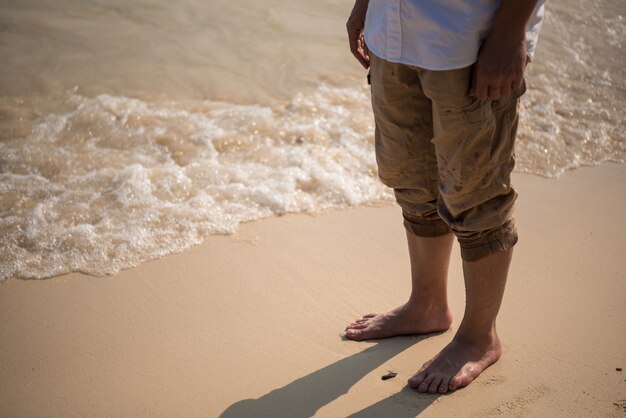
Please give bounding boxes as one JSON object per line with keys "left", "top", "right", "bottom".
{"left": 219, "top": 334, "right": 442, "bottom": 418}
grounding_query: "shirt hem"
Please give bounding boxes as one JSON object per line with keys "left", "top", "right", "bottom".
{"left": 366, "top": 44, "right": 477, "bottom": 71}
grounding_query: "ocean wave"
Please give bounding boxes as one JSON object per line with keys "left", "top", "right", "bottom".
{"left": 0, "top": 85, "right": 391, "bottom": 280}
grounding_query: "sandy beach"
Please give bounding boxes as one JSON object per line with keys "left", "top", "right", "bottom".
{"left": 1, "top": 0, "right": 624, "bottom": 416}
{"left": 1, "top": 163, "right": 625, "bottom": 417}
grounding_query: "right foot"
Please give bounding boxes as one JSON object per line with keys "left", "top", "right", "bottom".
{"left": 344, "top": 303, "right": 452, "bottom": 341}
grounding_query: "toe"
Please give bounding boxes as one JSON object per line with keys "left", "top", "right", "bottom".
{"left": 428, "top": 376, "right": 442, "bottom": 394}
{"left": 407, "top": 370, "right": 427, "bottom": 388}
{"left": 418, "top": 374, "right": 435, "bottom": 393}
{"left": 345, "top": 329, "right": 363, "bottom": 340}
{"left": 345, "top": 323, "right": 368, "bottom": 331}
{"left": 448, "top": 375, "right": 463, "bottom": 391}
{"left": 438, "top": 378, "right": 450, "bottom": 394}
{"left": 362, "top": 313, "right": 377, "bottom": 319}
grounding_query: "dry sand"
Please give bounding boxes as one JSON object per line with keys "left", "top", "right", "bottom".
{"left": 1, "top": 164, "right": 625, "bottom": 417}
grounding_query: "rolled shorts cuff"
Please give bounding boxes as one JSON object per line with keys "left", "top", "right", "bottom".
{"left": 458, "top": 221, "right": 518, "bottom": 262}
{"left": 403, "top": 213, "right": 452, "bottom": 238}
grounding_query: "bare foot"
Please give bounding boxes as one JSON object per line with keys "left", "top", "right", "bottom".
{"left": 344, "top": 303, "right": 452, "bottom": 341}
{"left": 407, "top": 330, "right": 502, "bottom": 394}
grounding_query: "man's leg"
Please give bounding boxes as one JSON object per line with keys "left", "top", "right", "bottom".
{"left": 408, "top": 248, "right": 512, "bottom": 393}
{"left": 345, "top": 231, "right": 454, "bottom": 340}
{"left": 407, "top": 64, "right": 522, "bottom": 393}
{"left": 346, "top": 53, "right": 454, "bottom": 341}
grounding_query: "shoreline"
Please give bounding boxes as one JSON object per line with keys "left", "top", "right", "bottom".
{"left": 1, "top": 163, "right": 625, "bottom": 417}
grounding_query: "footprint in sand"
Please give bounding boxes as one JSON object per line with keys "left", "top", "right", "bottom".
{"left": 471, "top": 385, "right": 550, "bottom": 418}
{"left": 477, "top": 374, "right": 506, "bottom": 386}
{"left": 613, "top": 399, "right": 626, "bottom": 412}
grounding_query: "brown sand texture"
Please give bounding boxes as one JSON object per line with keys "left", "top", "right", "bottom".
{"left": 1, "top": 164, "right": 625, "bottom": 417}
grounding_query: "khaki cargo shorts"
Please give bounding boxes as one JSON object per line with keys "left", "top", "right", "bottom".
{"left": 369, "top": 53, "right": 525, "bottom": 262}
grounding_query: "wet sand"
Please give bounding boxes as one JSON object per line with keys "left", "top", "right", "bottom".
{"left": 1, "top": 164, "right": 625, "bottom": 417}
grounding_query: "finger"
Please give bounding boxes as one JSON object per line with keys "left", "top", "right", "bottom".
{"left": 470, "top": 64, "right": 490, "bottom": 101}
{"left": 500, "top": 81, "right": 512, "bottom": 98}
{"left": 511, "top": 76, "right": 522, "bottom": 93}
{"left": 473, "top": 77, "right": 489, "bottom": 101}
{"left": 355, "top": 49, "right": 369, "bottom": 69}
{"left": 488, "top": 84, "right": 501, "bottom": 101}
{"left": 362, "top": 34, "right": 369, "bottom": 56}
{"left": 358, "top": 37, "right": 370, "bottom": 69}
{"left": 359, "top": 34, "right": 370, "bottom": 66}
{"left": 348, "top": 30, "right": 369, "bottom": 69}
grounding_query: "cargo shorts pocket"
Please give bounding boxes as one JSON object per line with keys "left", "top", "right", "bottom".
{"left": 438, "top": 96, "right": 493, "bottom": 126}
{"left": 462, "top": 98, "right": 493, "bottom": 124}
{"left": 491, "top": 79, "right": 527, "bottom": 115}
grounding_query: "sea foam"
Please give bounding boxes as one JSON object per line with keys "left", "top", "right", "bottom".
{"left": 0, "top": 85, "right": 390, "bottom": 279}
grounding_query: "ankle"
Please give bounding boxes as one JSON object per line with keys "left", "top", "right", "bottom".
{"left": 405, "top": 298, "right": 450, "bottom": 317}
{"left": 456, "top": 323, "right": 500, "bottom": 345}
{"left": 402, "top": 300, "right": 453, "bottom": 329}
{"left": 407, "top": 293, "right": 449, "bottom": 312}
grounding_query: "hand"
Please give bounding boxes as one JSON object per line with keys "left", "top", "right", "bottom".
{"left": 346, "top": 0, "right": 370, "bottom": 69}
{"left": 470, "top": 34, "right": 527, "bottom": 101}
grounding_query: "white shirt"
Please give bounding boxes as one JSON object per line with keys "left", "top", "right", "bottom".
{"left": 364, "top": 0, "right": 546, "bottom": 71}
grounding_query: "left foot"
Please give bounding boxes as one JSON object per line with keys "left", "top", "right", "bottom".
{"left": 407, "top": 331, "right": 502, "bottom": 394}
{"left": 344, "top": 302, "right": 452, "bottom": 341}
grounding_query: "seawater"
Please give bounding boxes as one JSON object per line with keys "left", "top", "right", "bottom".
{"left": 1, "top": 0, "right": 624, "bottom": 280}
